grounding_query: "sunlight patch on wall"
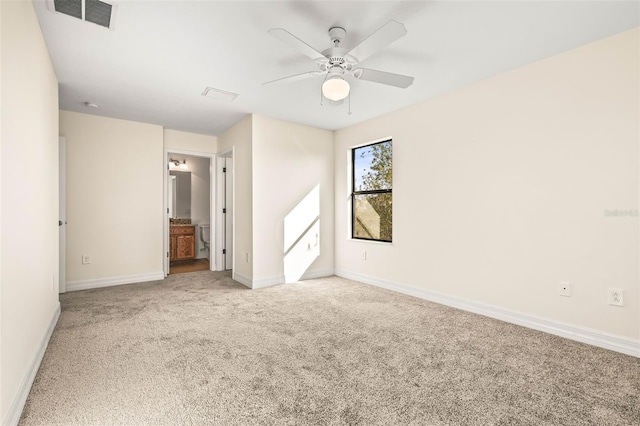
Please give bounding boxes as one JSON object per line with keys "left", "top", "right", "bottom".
{"left": 284, "top": 185, "right": 320, "bottom": 282}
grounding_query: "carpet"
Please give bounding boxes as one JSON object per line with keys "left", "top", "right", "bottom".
{"left": 20, "top": 271, "right": 640, "bottom": 425}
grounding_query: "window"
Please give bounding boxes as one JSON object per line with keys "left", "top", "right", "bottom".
{"left": 352, "top": 140, "right": 392, "bottom": 242}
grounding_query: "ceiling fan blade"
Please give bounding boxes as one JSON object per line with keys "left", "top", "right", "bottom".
{"left": 353, "top": 68, "right": 414, "bottom": 88}
{"left": 268, "top": 28, "right": 326, "bottom": 62}
{"left": 346, "top": 20, "right": 407, "bottom": 63}
{"left": 262, "top": 71, "right": 321, "bottom": 85}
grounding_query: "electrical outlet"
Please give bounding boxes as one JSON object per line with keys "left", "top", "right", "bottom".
{"left": 558, "top": 282, "right": 571, "bottom": 297}
{"left": 82, "top": 254, "right": 91, "bottom": 265}
{"left": 361, "top": 250, "right": 367, "bottom": 260}
{"left": 608, "top": 288, "right": 624, "bottom": 306}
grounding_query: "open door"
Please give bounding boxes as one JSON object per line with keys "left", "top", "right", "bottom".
{"left": 216, "top": 151, "right": 234, "bottom": 272}
{"left": 164, "top": 155, "right": 170, "bottom": 276}
{"left": 59, "top": 137, "right": 66, "bottom": 293}
{"left": 224, "top": 158, "right": 233, "bottom": 270}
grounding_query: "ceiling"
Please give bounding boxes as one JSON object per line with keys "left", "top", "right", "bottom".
{"left": 33, "top": 1, "right": 639, "bottom": 136}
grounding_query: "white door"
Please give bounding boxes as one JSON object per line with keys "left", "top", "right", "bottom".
{"left": 164, "top": 161, "right": 171, "bottom": 275}
{"left": 224, "top": 158, "right": 233, "bottom": 270}
{"left": 59, "top": 137, "right": 66, "bottom": 293}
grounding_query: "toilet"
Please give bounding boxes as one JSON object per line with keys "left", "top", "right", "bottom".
{"left": 199, "top": 224, "right": 210, "bottom": 254}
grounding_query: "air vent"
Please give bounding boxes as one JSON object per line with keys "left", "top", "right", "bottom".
{"left": 202, "top": 87, "right": 239, "bottom": 103}
{"left": 54, "top": 0, "right": 81, "bottom": 19}
{"left": 85, "top": 0, "right": 112, "bottom": 28}
{"left": 51, "top": 0, "right": 115, "bottom": 29}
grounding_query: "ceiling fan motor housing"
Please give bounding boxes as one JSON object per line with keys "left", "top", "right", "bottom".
{"left": 324, "top": 27, "right": 357, "bottom": 69}
{"left": 320, "top": 47, "right": 357, "bottom": 71}
{"left": 328, "top": 27, "right": 346, "bottom": 44}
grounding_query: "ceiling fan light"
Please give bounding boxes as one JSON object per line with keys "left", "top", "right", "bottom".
{"left": 322, "top": 77, "right": 350, "bottom": 101}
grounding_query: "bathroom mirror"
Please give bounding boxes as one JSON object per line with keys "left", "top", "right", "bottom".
{"left": 169, "top": 171, "right": 191, "bottom": 219}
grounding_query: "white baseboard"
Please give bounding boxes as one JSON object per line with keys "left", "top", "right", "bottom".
{"left": 66, "top": 271, "right": 165, "bottom": 292}
{"left": 335, "top": 269, "right": 640, "bottom": 358}
{"left": 4, "top": 303, "right": 61, "bottom": 426}
{"left": 252, "top": 275, "right": 285, "bottom": 289}
{"left": 232, "top": 272, "right": 252, "bottom": 289}
{"left": 251, "top": 269, "right": 337, "bottom": 289}
{"left": 300, "top": 268, "right": 335, "bottom": 280}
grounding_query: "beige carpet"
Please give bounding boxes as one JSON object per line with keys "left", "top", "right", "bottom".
{"left": 20, "top": 271, "right": 640, "bottom": 425}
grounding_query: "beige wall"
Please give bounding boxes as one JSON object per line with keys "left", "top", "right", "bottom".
{"left": 60, "top": 111, "right": 164, "bottom": 283}
{"left": 1, "top": 0, "right": 60, "bottom": 421}
{"left": 252, "top": 115, "right": 334, "bottom": 284}
{"left": 1, "top": 0, "right": 3, "bottom": 414}
{"left": 218, "top": 115, "right": 253, "bottom": 282}
{"left": 335, "top": 29, "right": 639, "bottom": 340}
{"left": 163, "top": 128, "right": 217, "bottom": 154}
{"left": 217, "top": 114, "right": 334, "bottom": 286}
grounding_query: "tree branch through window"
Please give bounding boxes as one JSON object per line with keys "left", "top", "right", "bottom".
{"left": 352, "top": 140, "right": 392, "bottom": 242}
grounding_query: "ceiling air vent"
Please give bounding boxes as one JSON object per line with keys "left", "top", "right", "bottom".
{"left": 54, "top": 0, "right": 81, "bottom": 19}
{"left": 202, "top": 87, "right": 239, "bottom": 103}
{"left": 85, "top": 0, "right": 112, "bottom": 28}
{"left": 51, "top": 0, "right": 116, "bottom": 29}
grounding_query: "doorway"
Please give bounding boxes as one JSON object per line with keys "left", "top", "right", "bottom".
{"left": 163, "top": 149, "right": 215, "bottom": 276}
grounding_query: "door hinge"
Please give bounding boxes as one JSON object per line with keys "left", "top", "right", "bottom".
{"left": 166, "top": 252, "right": 169, "bottom": 258}
{"left": 223, "top": 208, "right": 226, "bottom": 213}
{"left": 167, "top": 208, "right": 169, "bottom": 214}
{"left": 223, "top": 167, "right": 226, "bottom": 173}
{"left": 223, "top": 249, "right": 226, "bottom": 254}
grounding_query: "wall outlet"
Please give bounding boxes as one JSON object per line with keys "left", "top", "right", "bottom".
{"left": 82, "top": 254, "right": 91, "bottom": 265}
{"left": 361, "top": 250, "right": 367, "bottom": 260}
{"left": 608, "top": 288, "right": 624, "bottom": 306}
{"left": 558, "top": 282, "right": 571, "bottom": 297}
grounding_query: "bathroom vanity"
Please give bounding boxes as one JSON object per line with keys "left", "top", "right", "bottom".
{"left": 169, "top": 225, "right": 196, "bottom": 261}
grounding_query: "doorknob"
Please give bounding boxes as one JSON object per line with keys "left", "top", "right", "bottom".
{"left": 59, "top": 220, "right": 63, "bottom": 226}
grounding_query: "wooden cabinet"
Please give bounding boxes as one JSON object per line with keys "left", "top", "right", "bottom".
{"left": 170, "top": 226, "right": 196, "bottom": 261}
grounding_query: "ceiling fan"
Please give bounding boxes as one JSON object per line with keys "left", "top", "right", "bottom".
{"left": 263, "top": 20, "right": 415, "bottom": 102}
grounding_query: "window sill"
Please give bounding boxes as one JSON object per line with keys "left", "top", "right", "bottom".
{"left": 348, "top": 238, "right": 393, "bottom": 246}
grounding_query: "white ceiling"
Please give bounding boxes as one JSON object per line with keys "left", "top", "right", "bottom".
{"left": 33, "top": 1, "right": 639, "bottom": 136}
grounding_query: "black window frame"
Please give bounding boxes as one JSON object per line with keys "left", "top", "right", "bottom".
{"left": 351, "top": 139, "right": 392, "bottom": 243}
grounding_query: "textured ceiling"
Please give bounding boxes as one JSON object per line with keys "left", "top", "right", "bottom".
{"left": 33, "top": 1, "right": 639, "bottom": 136}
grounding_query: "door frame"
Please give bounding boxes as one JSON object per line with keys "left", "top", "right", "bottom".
{"left": 215, "top": 148, "right": 234, "bottom": 273}
{"left": 162, "top": 148, "right": 216, "bottom": 276}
